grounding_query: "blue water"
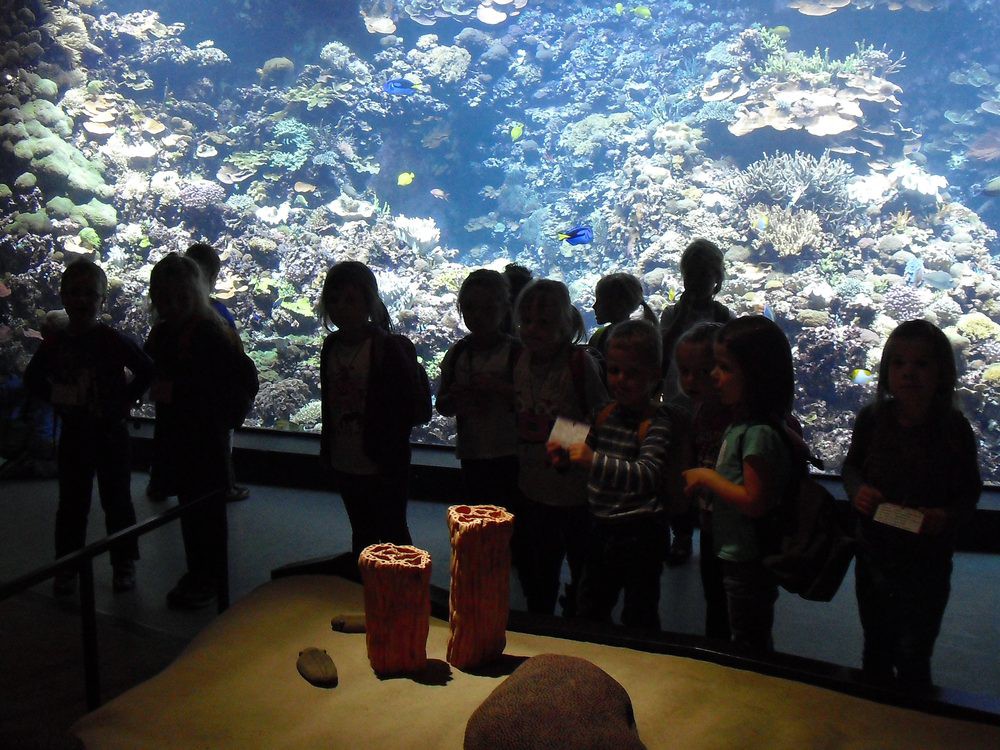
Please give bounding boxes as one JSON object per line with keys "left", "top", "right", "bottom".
{"left": 3, "top": 0, "right": 1000, "bottom": 481}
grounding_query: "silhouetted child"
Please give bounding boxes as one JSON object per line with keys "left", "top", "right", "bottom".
{"left": 673, "top": 321, "right": 730, "bottom": 640}
{"left": 661, "top": 238, "right": 733, "bottom": 562}
{"left": 558, "top": 320, "right": 672, "bottom": 629}
{"left": 184, "top": 242, "right": 248, "bottom": 504}
{"left": 514, "top": 279, "right": 608, "bottom": 616}
{"left": 145, "top": 253, "right": 251, "bottom": 609}
{"left": 25, "top": 260, "right": 153, "bottom": 596}
{"left": 682, "top": 316, "right": 794, "bottom": 652}
{"left": 588, "top": 273, "right": 656, "bottom": 356}
{"left": 319, "top": 261, "right": 429, "bottom": 561}
{"left": 436, "top": 269, "right": 519, "bottom": 506}
{"left": 843, "top": 320, "right": 981, "bottom": 690}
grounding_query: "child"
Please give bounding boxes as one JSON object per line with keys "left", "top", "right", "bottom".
{"left": 145, "top": 253, "right": 253, "bottom": 609}
{"left": 24, "top": 260, "right": 153, "bottom": 595}
{"left": 682, "top": 315, "right": 794, "bottom": 652}
{"left": 436, "top": 269, "right": 519, "bottom": 506}
{"left": 673, "top": 322, "right": 731, "bottom": 640}
{"left": 514, "top": 279, "right": 608, "bottom": 616}
{"left": 588, "top": 273, "right": 656, "bottom": 355}
{"left": 843, "top": 319, "right": 981, "bottom": 690}
{"left": 319, "top": 261, "right": 429, "bottom": 561}
{"left": 556, "top": 319, "right": 673, "bottom": 629}
{"left": 184, "top": 242, "right": 249, "bottom": 504}
{"left": 661, "top": 238, "right": 733, "bottom": 562}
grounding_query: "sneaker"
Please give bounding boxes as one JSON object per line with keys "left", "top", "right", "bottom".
{"left": 53, "top": 571, "right": 76, "bottom": 597}
{"left": 166, "top": 573, "right": 216, "bottom": 610}
{"left": 112, "top": 561, "right": 136, "bottom": 593}
{"left": 666, "top": 534, "right": 693, "bottom": 566}
{"left": 226, "top": 485, "right": 250, "bottom": 503}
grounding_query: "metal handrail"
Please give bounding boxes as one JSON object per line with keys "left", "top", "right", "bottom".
{"left": 0, "top": 489, "right": 229, "bottom": 710}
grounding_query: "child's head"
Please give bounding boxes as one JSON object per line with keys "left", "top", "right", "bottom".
{"left": 680, "top": 238, "right": 725, "bottom": 301}
{"left": 714, "top": 315, "right": 793, "bottom": 419}
{"left": 149, "top": 253, "right": 211, "bottom": 323}
{"left": 184, "top": 242, "right": 221, "bottom": 291}
{"left": 320, "top": 261, "right": 392, "bottom": 333}
{"left": 675, "top": 322, "right": 722, "bottom": 403}
{"left": 515, "top": 279, "right": 583, "bottom": 355}
{"left": 594, "top": 273, "right": 644, "bottom": 325}
{"left": 60, "top": 259, "right": 107, "bottom": 330}
{"left": 877, "top": 319, "right": 955, "bottom": 415}
{"left": 605, "top": 319, "right": 662, "bottom": 409}
{"left": 458, "top": 269, "right": 509, "bottom": 338}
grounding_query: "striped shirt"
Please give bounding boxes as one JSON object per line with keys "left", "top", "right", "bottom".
{"left": 585, "top": 403, "right": 674, "bottom": 521}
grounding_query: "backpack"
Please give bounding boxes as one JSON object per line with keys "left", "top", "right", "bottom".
{"left": 224, "top": 344, "right": 260, "bottom": 430}
{"left": 372, "top": 333, "right": 432, "bottom": 427}
{"left": 742, "top": 420, "right": 856, "bottom": 602}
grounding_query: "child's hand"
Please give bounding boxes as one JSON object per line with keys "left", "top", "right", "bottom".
{"left": 546, "top": 441, "right": 570, "bottom": 470}
{"left": 682, "top": 468, "right": 713, "bottom": 496}
{"left": 567, "top": 442, "right": 594, "bottom": 468}
{"left": 918, "top": 507, "right": 949, "bottom": 536}
{"left": 852, "top": 484, "right": 884, "bottom": 516}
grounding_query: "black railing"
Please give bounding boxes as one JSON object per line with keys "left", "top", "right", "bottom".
{"left": 0, "top": 490, "right": 229, "bottom": 710}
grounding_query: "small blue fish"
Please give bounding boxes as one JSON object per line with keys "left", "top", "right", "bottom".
{"left": 904, "top": 257, "right": 924, "bottom": 286}
{"left": 383, "top": 78, "right": 424, "bottom": 96}
{"left": 762, "top": 302, "right": 775, "bottom": 322}
{"left": 851, "top": 368, "right": 875, "bottom": 385}
{"left": 557, "top": 225, "right": 593, "bottom": 245}
{"left": 922, "top": 270, "right": 955, "bottom": 291}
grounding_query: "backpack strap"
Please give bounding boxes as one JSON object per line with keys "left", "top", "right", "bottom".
{"left": 568, "top": 346, "right": 591, "bottom": 416}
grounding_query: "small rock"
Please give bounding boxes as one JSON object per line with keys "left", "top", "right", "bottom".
{"left": 296, "top": 647, "right": 338, "bottom": 688}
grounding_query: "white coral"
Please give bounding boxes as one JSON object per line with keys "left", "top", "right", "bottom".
{"left": 888, "top": 160, "right": 947, "bottom": 199}
{"left": 406, "top": 43, "right": 471, "bottom": 84}
{"left": 394, "top": 214, "right": 440, "bottom": 253}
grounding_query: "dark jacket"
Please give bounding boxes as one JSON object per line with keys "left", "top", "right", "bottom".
{"left": 320, "top": 327, "right": 421, "bottom": 473}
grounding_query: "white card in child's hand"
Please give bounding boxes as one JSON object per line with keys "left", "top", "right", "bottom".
{"left": 873, "top": 503, "right": 924, "bottom": 533}
{"left": 548, "top": 416, "right": 591, "bottom": 448}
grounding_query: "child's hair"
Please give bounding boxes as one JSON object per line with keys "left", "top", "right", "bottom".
{"left": 515, "top": 279, "right": 584, "bottom": 344}
{"left": 876, "top": 319, "right": 957, "bottom": 412}
{"left": 680, "top": 238, "right": 725, "bottom": 295}
{"left": 607, "top": 319, "right": 662, "bottom": 372}
{"left": 148, "top": 253, "right": 213, "bottom": 321}
{"left": 675, "top": 321, "right": 722, "bottom": 352}
{"left": 457, "top": 269, "right": 510, "bottom": 316}
{"left": 61, "top": 258, "right": 108, "bottom": 298}
{"left": 185, "top": 242, "right": 221, "bottom": 285}
{"left": 503, "top": 263, "right": 533, "bottom": 304}
{"left": 716, "top": 315, "right": 793, "bottom": 420}
{"left": 595, "top": 272, "right": 656, "bottom": 323}
{"left": 320, "top": 260, "right": 393, "bottom": 333}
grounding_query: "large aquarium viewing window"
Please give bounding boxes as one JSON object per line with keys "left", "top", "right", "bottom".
{"left": 3, "top": 0, "right": 1000, "bottom": 482}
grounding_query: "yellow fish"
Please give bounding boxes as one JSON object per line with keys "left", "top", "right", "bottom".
{"left": 510, "top": 122, "right": 524, "bottom": 141}
{"left": 633, "top": 6, "right": 651, "bottom": 19}
{"left": 667, "top": 287, "right": 677, "bottom": 302}
{"left": 851, "top": 368, "right": 875, "bottom": 385}
{"left": 614, "top": 2, "right": 624, "bottom": 14}
{"left": 397, "top": 171, "right": 415, "bottom": 186}
{"left": 771, "top": 25, "right": 791, "bottom": 41}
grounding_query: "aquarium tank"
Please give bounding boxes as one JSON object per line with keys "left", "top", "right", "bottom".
{"left": 2, "top": 0, "right": 1000, "bottom": 482}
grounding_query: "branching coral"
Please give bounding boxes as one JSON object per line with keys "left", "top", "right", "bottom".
{"left": 750, "top": 203, "right": 823, "bottom": 258}
{"left": 729, "top": 151, "right": 855, "bottom": 225}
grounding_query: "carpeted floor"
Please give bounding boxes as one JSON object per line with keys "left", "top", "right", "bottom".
{"left": 0, "top": 592, "right": 189, "bottom": 749}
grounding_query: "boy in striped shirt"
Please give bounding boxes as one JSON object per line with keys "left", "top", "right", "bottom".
{"left": 549, "top": 319, "right": 674, "bottom": 629}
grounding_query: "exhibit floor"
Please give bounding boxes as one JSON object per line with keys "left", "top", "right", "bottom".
{"left": 2, "top": 472, "right": 999, "bottom": 746}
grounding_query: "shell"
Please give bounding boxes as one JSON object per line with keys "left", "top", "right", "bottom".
{"left": 296, "top": 647, "right": 338, "bottom": 688}
{"left": 330, "top": 612, "right": 366, "bottom": 633}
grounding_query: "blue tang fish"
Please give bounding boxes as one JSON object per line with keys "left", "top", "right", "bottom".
{"left": 762, "top": 302, "right": 775, "bottom": 322}
{"left": 557, "top": 225, "right": 593, "bottom": 245}
{"left": 383, "top": 78, "right": 424, "bottom": 96}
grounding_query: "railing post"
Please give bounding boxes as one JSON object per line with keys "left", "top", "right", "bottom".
{"left": 79, "top": 559, "right": 101, "bottom": 710}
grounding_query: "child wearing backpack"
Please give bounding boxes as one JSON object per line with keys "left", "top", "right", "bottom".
{"left": 682, "top": 316, "right": 794, "bottom": 652}
{"left": 843, "top": 320, "right": 981, "bottom": 690}
{"left": 554, "top": 320, "right": 673, "bottom": 629}
{"left": 588, "top": 273, "right": 656, "bottom": 356}
{"left": 24, "top": 260, "right": 153, "bottom": 596}
{"left": 673, "top": 321, "right": 731, "bottom": 641}
{"left": 319, "top": 261, "right": 430, "bottom": 561}
{"left": 514, "top": 279, "right": 608, "bottom": 616}
{"left": 436, "top": 269, "right": 519, "bottom": 506}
